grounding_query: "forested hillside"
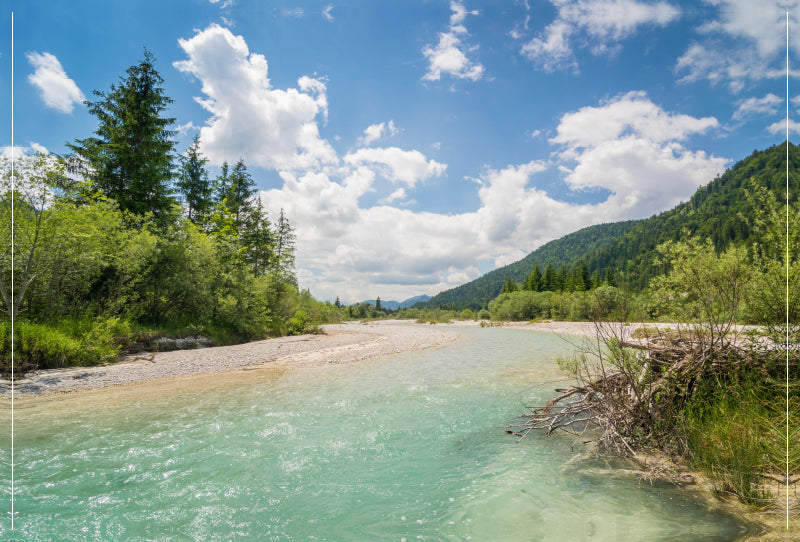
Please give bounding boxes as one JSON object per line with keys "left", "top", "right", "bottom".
{"left": 428, "top": 221, "right": 638, "bottom": 310}
{"left": 428, "top": 142, "right": 798, "bottom": 310}
{"left": 581, "top": 142, "right": 799, "bottom": 290}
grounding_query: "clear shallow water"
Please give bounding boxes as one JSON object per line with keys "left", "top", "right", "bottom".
{"left": 0, "top": 327, "right": 750, "bottom": 541}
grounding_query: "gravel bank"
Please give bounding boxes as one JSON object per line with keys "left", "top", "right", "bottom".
{"left": 0, "top": 321, "right": 459, "bottom": 399}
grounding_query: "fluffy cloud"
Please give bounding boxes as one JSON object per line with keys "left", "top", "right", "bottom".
{"left": 551, "top": 91, "right": 725, "bottom": 218}
{"left": 344, "top": 147, "right": 446, "bottom": 187}
{"left": 174, "top": 24, "right": 336, "bottom": 170}
{"left": 551, "top": 91, "right": 718, "bottom": 148}
{"left": 26, "top": 52, "right": 85, "bottom": 114}
{"left": 676, "top": 0, "right": 800, "bottom": 91}
{"left": 1, "top": 143, "right": 50, "bottom": 160}
{"left": 358, "top": 120, "right": 399, "bottom": 146}
{"left": 422, "top": 1, "right": 484, "bottom": 82}
{"left": 522, "top": 0, "right": 680, "bottom": 72}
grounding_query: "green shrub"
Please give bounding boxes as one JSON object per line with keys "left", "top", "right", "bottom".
{"left": 0, "top": 317, "right": 130, "bottom": 374}
{"left": 288, "top": 310, "right": 308, "bottom": 335}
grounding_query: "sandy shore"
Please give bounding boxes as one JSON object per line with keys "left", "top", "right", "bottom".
{"left": 0, "top": 321, "right": 459, "bottom": 399}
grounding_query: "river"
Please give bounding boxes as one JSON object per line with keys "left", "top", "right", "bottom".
{"left": 0, "top": 326, "right": 751, "bottom": 540}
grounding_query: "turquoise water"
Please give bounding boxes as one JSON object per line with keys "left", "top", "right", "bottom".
{"left": 1, "top": 327, "right": 750, "bottom": 540}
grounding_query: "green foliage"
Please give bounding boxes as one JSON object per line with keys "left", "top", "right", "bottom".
{"left": 176, "top": 135, "right": 213, "bottom": 224}
{"left": 488, "top": 286, "right": 636, "bottom": 322}
{"left": 681, "top": 376, "right": 795, "bottom": 506}
{"left": 651, "top": 237, "right": 750, "bottom": 340}
{"left": 68, "top": 50, "right": 176, "bottom": 219}
{"left": 741, "top": 181, "right": 800, "bottom": 342}
{"left": 0, "top": 317, "right": 126, "bottom": 373}
{"left": 0, "top": 53, "right": 342, "bottom": 373}
{"left": 428, "top": 221, "right": 637, "bottom": 309}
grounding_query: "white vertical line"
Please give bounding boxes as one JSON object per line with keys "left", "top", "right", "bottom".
{"left": 786, "top": 10, "right": 790, "bottom": 533}
{"left": 9, "top": 10, "right": 14, "bottom": 533}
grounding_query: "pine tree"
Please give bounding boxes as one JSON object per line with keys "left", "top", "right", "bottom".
{"left": 176, "top": 135, "right": 212, "bottom": 224}
{"left": 376, "top": 296, "right": 382, "bottom": 311}
{"left": 578, "top": 263, "right": 590, "bottom": 291}
{"left": 214, "top": 161, "right": 231, "bottom": 205}
{"left": 68, "top": 50, "right": 176, "bottom": 218}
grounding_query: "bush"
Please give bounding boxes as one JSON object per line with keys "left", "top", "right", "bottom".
{"left": 0, "top": 316, "right": 130, "bottom": 375}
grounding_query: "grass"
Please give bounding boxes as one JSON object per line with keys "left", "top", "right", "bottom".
{"left": 0, "top": 315, "right": 279, "bottom": 377}
{"left": 680, "top": 373, "right": 799, "bottom": 507}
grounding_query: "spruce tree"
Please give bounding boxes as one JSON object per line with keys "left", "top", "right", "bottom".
{"left": 68, "top": 50, "right": 176, "bottom": 218}
{"left": 217, "top": 158, "right": 257, "bottom": 226}
{"left": 240, "top": 197, "right": 274, "bottom": 275}
{"left": 273, "top": 208, "right": 297, "bottom": 285}
{"left": 542, "top": 264, "right": 557, "bottom": 292}
{"left": 176, "top": 135, "right": 213, "bottom": 224}
{"left": 524, "top": 265, "right": 542, "bottom": 291}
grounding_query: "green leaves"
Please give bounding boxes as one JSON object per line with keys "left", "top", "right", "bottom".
{"left": 68, "top": 50, "right": 176, "bottom": 219}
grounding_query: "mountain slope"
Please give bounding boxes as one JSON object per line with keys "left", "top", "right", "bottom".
{"left": 428, "top": 221, "right": 638, "bottom": 310}
{"left": 428, "top": 141, "right": 798, "bottom": 310}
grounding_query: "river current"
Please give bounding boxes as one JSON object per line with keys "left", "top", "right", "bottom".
{"left": 0, "top": 327, "right": 750, "bottom": 540}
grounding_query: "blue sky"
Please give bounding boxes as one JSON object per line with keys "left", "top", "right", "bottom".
{"left": 1, "top": 0, "right": 798, "bottom": 303}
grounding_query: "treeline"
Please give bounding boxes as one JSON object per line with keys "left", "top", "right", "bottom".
{"left": 0, "top": 51, "right": 342, "bottom": 374}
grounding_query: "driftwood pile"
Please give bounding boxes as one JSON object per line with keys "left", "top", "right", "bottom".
{"left": 507, "top": 323, "right": 787, "bottom": 458}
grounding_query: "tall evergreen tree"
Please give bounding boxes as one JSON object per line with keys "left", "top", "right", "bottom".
{"left": 273, "top": 208, "right": 297, "bottom": 285}
{"left": 524, "top": 265, "right": 542, "bottom": 292}
{"left": 176, "top": 135, "right": 212, "bottom": 224}
{"left": 577, "top": 263, "right": 591, "bottom": 291}
{"left": 240, "top": 198, "right": 274, "bottom": 275}
{"left": 219, "top": 158, "right": 257, "bottom": 226}
{"left": 68, "top": 50, "right": 176, "bottom": 218}
{"left": 542, "top": 264, "right": 557, "bottom": 292}
{"left": 214, "top": 161, "right": 231, "bottom": 205}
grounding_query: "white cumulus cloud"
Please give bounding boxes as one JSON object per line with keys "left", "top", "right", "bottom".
{"left": 173, "top": 25, "right": 727, "bottom": 304}
{"left": 551, "top": 91, "right": 725, "bottom": 218}
{"left": 257, "top": 94, "right": 724, "bottom": 302}
{"left": 422, "top": 1, "right": 485, "bottom": 82}
{"left": 26, "top": 52, "right": 85, "bottom": 114}
{"left": 174, "top": 24, "right": 336, "bottom": 170}
{"left": 344, "top": 147, "right": 447, "bottom": 187}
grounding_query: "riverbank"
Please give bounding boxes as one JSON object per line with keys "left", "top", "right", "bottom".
{"left": 1, "top": 319, "right": 754, "bottom": 399}
{"left": 0, "top": 321, "right": 458, "bottom": 399}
